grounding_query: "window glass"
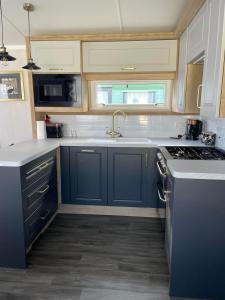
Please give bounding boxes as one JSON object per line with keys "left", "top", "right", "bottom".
{"left": 90, "top": 80, "right": 172, "bottom": 110}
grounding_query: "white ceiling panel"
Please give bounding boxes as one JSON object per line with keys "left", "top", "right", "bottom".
{"left": 0, "top": 0, "right": 187, "bottom": 45}
{"left": 119, "top": 0, "right": 187, "bottom": 32}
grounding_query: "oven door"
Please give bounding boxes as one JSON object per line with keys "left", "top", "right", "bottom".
{"left": 156, "top": 158, "right": 167, "bottom": 229}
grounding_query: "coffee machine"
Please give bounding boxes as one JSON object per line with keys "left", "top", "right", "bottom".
{"left": 186, "top": 119, "right": 203, "bottom": 140}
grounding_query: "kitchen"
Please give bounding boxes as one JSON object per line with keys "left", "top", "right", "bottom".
{"left": 0, "top": 0, "right": 225, "bottom": 299}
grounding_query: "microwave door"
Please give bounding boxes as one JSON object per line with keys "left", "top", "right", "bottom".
{"left": 38, "top": 80, "right": 65, "bottom": 105}
{"left": 66, "top": 79, "right": 77, "bottom": 104}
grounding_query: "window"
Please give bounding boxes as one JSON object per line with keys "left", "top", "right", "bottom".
{"left": 90, "top": 80, "right": 172, "bottom": 111}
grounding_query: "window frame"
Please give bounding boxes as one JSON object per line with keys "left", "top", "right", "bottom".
{"left": 89, "top": 80, "right": 173, "bottom": 111}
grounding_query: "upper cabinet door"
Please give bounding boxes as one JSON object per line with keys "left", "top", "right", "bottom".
{"left": 31, "top": 41, "right": 81, "bottom": 73}
{"left": 82, "top": 41, "right": 177, "bottom": 73}
{"left": 175, "top": 30, "right": 188, "bottom": 113}
{"left": 187, "top": 2, "right": 209, "bottom": 63}
{"left": 201, "top": 0, "right": 225, "bottom": 110}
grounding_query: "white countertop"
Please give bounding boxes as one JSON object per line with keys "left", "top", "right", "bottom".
{"left": 0, "top": 137, "right": 224, "bottom": 180}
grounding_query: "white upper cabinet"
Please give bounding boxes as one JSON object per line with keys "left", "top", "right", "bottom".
{"left": 82, "top": 41, "right": 178, "bottom": 73}
{"left": 175, "top": 30, "right": 188, "bottom": 113}
{"left": 31, "top": 41, "right": 81, "bottom": 73}
{"left": 201, "top": 0, "right": 225, "bottom": 110}
{"left": 187, "top": 2, "right": 209, "bottom": 63}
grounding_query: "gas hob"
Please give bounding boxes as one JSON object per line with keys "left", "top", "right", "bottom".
{"left": 165, "top": 146, "right": 225, "bottom": 160}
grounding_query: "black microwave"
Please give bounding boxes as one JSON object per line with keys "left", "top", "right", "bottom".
{"left": 33, "top": 74, "right": 82, "bottom": 107}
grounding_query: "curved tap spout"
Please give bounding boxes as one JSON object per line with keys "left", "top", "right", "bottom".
{"left": 106, "top": 110, "right": 127, "bottom": 138}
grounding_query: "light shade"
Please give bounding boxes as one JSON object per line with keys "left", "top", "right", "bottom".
{"left": 0, "top": 46, "right": 16, "bottom": 61}
{"left": 22, "top": 58, "right": 40, "bottom": 70}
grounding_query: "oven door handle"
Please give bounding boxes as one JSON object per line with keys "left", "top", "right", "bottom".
{"left": 157, "top": 161, "right": 167, "bottom": 177}
{"left": 158, "top": 188, "right": 167, "bottom": 203}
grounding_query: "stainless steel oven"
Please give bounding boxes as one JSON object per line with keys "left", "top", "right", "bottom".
{"left": 156, "top": 152, "right": 169, "bottom": 229}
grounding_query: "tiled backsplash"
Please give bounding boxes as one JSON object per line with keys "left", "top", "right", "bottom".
{"left": 49, "top": 115, "right": 196, "bottom": 138}
{"left": 206, "top": 119, "right": 225, "bottom": 149}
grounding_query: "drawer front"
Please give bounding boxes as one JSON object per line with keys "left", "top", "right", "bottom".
{"left": 24, "top": 182, "right": 58, "bottom": 248}
{"left": 21, "top": 150, "right": 56, "bottom": 190}
{"left": 23, "top": 174, "right": 57, "bottom": 220}
{"left": 24, "top": 204, "right": 44, "bottom": 247}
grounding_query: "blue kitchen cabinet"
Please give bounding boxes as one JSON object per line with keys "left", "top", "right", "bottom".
{"left": 0, "top": 150, "right": 58, "bottom": 268}
{"left": 61, "top": 146, "right": 158, "bottom": 208}
{"left": 69, "top": 147, "right": 108, "bottom": 205}
{"left": 108, "top": 148, "right": 157, "bottom": 207}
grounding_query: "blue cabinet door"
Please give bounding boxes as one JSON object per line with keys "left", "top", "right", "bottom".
{"left": 108, "top": 148, "right": 157, "bottom": 207}
{"left": 69, "top": 147, "right": 108, "bottom": 205}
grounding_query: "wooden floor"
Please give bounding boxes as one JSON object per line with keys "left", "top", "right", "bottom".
{"left": 0, "top": 214, "right": 201, "bottom": 300}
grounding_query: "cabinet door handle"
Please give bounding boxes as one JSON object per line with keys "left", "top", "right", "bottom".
{"left": 48, "top": 68, "right": 64, "bottom": 71}
{"left": 121, "top": 66, "right": 136, "bottom": 71}
{"left": 38, "top": 185, "right": 50, "bottom": 194}
{"left": 197, "top": 84, "right": 203, "bottom": 109}
{"left": 145, "top": 152, "right": 148, "bottom": 168}
{"left": 81, "top": 149, "right": 95, "bottom": 153}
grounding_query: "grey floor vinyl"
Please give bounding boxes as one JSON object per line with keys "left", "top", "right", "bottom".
{"left": 0, "top": 214, "right": 204, "bottom": 300}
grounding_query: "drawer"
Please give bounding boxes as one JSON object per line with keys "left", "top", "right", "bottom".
{"left": 21, "top": 150, "right": 56, "bottom": 190}
{"left": 24, "top": 204, "right": 45, "bottom": 247}
{"left": 23, "top": 175, "right": 57, "bottom": 220}
{"left": 24, "top": 185, "right": 58, "bottom": 248}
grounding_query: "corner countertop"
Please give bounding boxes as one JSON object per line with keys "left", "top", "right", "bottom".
{"left": 0, "top": 137, "right": 224, "bottom": 181}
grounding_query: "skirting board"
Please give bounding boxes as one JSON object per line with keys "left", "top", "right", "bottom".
{"left": 58, "top": 204, "right": 165, "bottom": 218}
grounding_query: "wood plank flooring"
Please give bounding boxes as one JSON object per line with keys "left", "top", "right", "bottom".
{"left": 0, "top": 214, "right": 203, "bottom": 300}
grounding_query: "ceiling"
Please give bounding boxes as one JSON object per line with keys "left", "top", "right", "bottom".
{"left": 1, "top": 0, "right": 187, "bottom": 45}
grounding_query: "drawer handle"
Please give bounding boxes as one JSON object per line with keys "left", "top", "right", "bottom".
{"left": 40, "top": 209, "right": 50, "bottom": 221}
{"left": 158, "top": 188, "right": 167, "bottom": 203}
{"left": 121, "top": 66, "right": 136, "bottom": 71}
{"left": 48, "top": 68, "right": 64, "bottom": 70}
{"left": 81, "top": 150, "right": 95, "bottom": 153}
{"left": 38, "top": 185, "right": 50, "bottom": 194}
{"left": 157, "top": 161, "right": 167, "bottom": 177}
{"left": 26, "top": 159, "right": 54, "bottom": 180}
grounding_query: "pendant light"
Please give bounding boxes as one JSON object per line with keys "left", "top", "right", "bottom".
{"left": 0, "top": 0, "right": 16, "bottom": 66}
{"left": 22, "top": 3, "right": 40, "bottom": 70}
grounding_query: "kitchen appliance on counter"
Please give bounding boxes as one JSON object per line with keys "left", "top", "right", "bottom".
{"left": 201, "top": 131, "right": 216, "bottom": 146}
{"left": 33, "top": 74, "right": 82, "bottom": 107}
{"left": 164, "top": 146, "right": 225, "bottom": 160}
{"left": 46, "top": 123, "right": 63, "bottom": 138}
{"left": 186, "top": 119, "right": 202, "bottom": 140}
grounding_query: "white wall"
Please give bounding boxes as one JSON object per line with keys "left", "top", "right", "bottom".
{"left": 0, "top": 47, "right": 33, "bottom": 148}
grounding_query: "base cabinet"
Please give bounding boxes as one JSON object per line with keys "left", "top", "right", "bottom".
{"left": 70, "top": 147, "right": 108, "bottom": 205}
{"left": 167, "top": 175, "right": 225, "bottom": 299}
{"left": 61, "top": 146, "right": 158, "bottom": 208}
{"left": 108, "top": 148, "right": 157, "bottom": 207}
{"left": 0, "top": 150, "right": 58, "bottom": 268}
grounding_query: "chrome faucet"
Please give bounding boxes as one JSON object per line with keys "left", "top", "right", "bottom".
{"left": 106, "top": 110, "right": 127, "bottom": 138}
